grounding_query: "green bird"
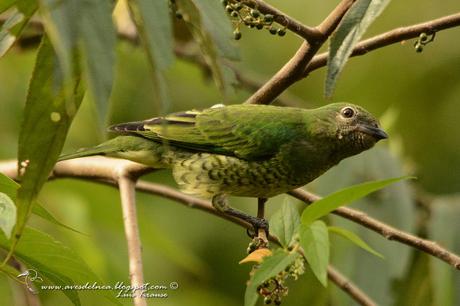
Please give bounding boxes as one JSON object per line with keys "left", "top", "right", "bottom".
{"left": 59, "top": 103, "right": 387, "bottom": 232}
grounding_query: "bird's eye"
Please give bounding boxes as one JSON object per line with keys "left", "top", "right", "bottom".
{"left": 341, "top": 107, "right": 355, "bottom": 118}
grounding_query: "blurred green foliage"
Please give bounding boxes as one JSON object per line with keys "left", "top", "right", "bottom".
{"left": 1, "top": 0, "right": 460, "bottom": 305}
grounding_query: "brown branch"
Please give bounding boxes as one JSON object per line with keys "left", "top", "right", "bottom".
{"left": 289, "top": 189, "right": 460, "bottom": 270}
{"left": 245, "top": 0, "right": 356, "bottom": 104}
{"left": 240, "top": 0, "right": 321, "bottom": 42}
{"left": 118, "top": 174, "right": 146, "bottom": 306}
{"left": 305, "top": 12, "right": 460, "bottom": 74}
{"left": 0, "top": 158, "right": 375, "bottom": 305}
{"left": 327, "top": 266, "right": 376, "bottom": 306}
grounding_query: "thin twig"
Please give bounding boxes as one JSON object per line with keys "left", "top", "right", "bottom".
{"left": 327, "top": 266, "right": 376, "bottom": 306}
{"left": 245, "top": 0, "right": 356, "bottom": 104}
{"left": 305, "top": 12, "right": 460, "bottom": 74}
{"left": 289, "top": 189, "right": 460, "bottom": 270}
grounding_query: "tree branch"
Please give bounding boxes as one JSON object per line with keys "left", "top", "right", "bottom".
{"left": 118, "top": 174, "right": 146, "bottom": 306}
{"left": 0, "top": 158, "right": 375, "bottom": 305}
{"left": 305, "top": 12, "right": 460, "bottom": 74}
{"left": 289, "top": 189, "right": 460, "bottom": 270}
{"left": 245, "top": 0, "right": 356, "bottom": 104}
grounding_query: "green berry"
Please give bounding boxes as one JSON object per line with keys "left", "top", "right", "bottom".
{"left": 264, "top": 14, "right": 274, "bottom": 23}
{"left": 233, "top": 30, "right": 242, "bottom": 40}
{"left": 175, "top": 11, "right": 183, "bottom": 19}
{"left": 419, "top": 32, "right": 428, "bottom": 43}
{"left": 225, "top": 5, "right": 233, "bottom": 13}
{"left": 277, "top": 28, "right": 286, "bottom": 36}
{"left": 415, "top": 43, "right": 423, "bottom": 53}
{"left": 230, "top": 11, "right": 239, "bottom": 18}
{"left": 256, "top": 23, "right": 264, "bottom": 30}
{"left": 233, "top": 2, "right": 243, "bottom": 11}
{"left": 269, "top": 27, "right": 277, "bottom": 35}
{"left": 250, "top": 9, "right": 260, "bottom": 18}
{"left": 221, "top": 0, "right": 228, "bottom": 5}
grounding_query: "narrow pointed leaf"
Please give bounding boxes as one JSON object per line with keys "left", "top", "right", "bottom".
{"left": 12, "top": 37, "right": 84, "bottom": 255}
{"left": 129, "top": 0, "right": 174, "bottom": 70}
{"left": 269, "top": 196, "right": 300, "bottom": 248}
{"left": 0, "top": 0, "right": 38, "bottom": 57}
{"left": 0, "top": 227, "right": 117, "bottom": 306}
{"left": 299, "top": 221, "right": 329, "bottom": 287}
{"left": 328, "top": 226, "right": 383, "bottom": 258}
{"left": 244, "top": 249, "right": 299, "bottom": 306}
{"left": 301, "top": 176, "right": 413, "bottom": 226}
{"left": 0, "top": 192, "right": 16, "bottom": 238}
{"left": 80, "top": 0, "right": 116, "bottom": 126}
{"left": 325, "top": 0, "right": 391, "bottom": 97}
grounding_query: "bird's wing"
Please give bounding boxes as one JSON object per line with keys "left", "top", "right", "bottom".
{"left": 109, "top": 105, "right": 304, "bottom": 160}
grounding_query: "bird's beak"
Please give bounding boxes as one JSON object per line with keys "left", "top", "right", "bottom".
{"left": 357, "top": 125, "right": 388, "bottom": 140}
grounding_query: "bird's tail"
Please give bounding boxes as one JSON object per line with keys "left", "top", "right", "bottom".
{"left": 58, "top": 135, "right": 171, "bottom": 168}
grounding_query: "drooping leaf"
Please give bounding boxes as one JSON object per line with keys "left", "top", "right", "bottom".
{"left": 39, "top": 0, "right": 80, "bottom": 80}
{"left": 79, "top": 0, "right": 116, "bottom": 126}
{"left": 179, "top": 0, "right": 238, "bottom": 96}
{"left": 129, "top": 0, "right": 174, "bottom": 70}
{"left": 325, "top": 0, "right": 391, "bottom": 97}
{"left": 269, "top": 196, "right": 300, "bottom": 248}
{"left": 11, "top": 36, "right": 84, "bottom": 256}
{"left": 328, "top": 226, "right": 383, "bottom": 258}
{"left": 244, "top": 249, "right": 299, "bottom": 306}
{"left": 0, "top": 0, "right": 38, "bottom": 57}
{"left": 0, "top": 173, "right": 83, "bottom": 234}
{"left": 299, "top": 221, "right": 329, "bottom": 287}
{"left": 0, "top": 192, "right": 16, "bottom": 239}
{"left": 0, "top": 227, "right": 117, "bottom": 306}
{"left": 301, "top": 176, "right": 413, "bottom": 226}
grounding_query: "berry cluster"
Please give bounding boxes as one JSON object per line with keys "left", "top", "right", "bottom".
{"left": 222, "top": 0, "right": 287, "bottom": 40}
{"left": 257, "top": 255, "right": 306, "bottom": 305}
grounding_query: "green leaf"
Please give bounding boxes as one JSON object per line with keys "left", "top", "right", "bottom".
{"left": 0, "top": 0, "right": 38, "bottom": 57}
{"left": 179, "top": 0, "right": 238, "bottom": 96}
{"left": 269, "top": 196, "right": 300, "bottom": 248}
{"left": 244, "top": 249, "right": 299, "bottom": 306}
{"left": 0, "top": 192, "right": 16, "bottom": 239}
{"left": 0, "top": 227, "right": 116, "bottom": 306}
{"left": 301, "top": 176, "right": 413, "bottom": 226}
{"left": 325, "top": 0, "right": 391, "bottom": 97}
{"left": 0, "top": 0, "right": 17, "bottom": 14}
{"left": 39, "top": 0, "right": 79, "bottom": 80}
{"left": 129, "top": 0, "right": 174, "bottom": 70}
{"left": 328, "top": 226, "right": 383, "bottom": 258}
{"left": 79, "top": 0, "right": 116, "bottom": 126}
{"left": 299, "top": 221, "right": 329, "bottom": 287}
{"left": 11, "top": 36, "right": 84, "bottom": 257}
{"left": 0, "top": 173, "right": 83, "bottom": 234}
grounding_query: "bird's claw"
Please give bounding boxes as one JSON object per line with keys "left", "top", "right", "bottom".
{"left": 246, "top": 217, "right": 270, "bottom": 239}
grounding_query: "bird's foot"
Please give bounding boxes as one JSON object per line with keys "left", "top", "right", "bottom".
{"left": 246, "top": 217, "right": 270, "bottom": 239}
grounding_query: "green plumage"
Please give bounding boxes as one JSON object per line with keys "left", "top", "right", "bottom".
{"left": 59, "top": 103, "right": 387, "bottom": 228}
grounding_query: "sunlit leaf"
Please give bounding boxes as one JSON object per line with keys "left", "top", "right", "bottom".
{"left": 11, "top": 36, "right": 84, "bottom": 257}
{"left": 328, "top": 226, "right": 383, "bottom": 258}
{"left": 79, "top": 0, "right": 116, "bottom": 126}
{"left": 0, "top": 192, "right": 16, "bottom": 239}
{"left": 239, "top": 248, "right": 272, "bottom": 264}
{"left": 269, "top": 196, "right": 300, "bottom": 248}
{"left": 0, "top": 0, "right": 17, "bottom": 14}
{"left": 301, "top": 176, "right": 413, "bottom": 226}
{"left": 299, "top": 221, "right": 329, "bottom": 286}
{"left": 244, "top": 249, "right": 299, "bottom": 306}
{"left": 325, "top": 0, "right": 391, "bottom": 97}
{"left": 0, "top": 0, "right": 38, "bottom": 57}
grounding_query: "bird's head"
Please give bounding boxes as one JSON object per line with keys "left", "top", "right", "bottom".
{"left": 311, "top": 102, "right": 388, "bottom": 158}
